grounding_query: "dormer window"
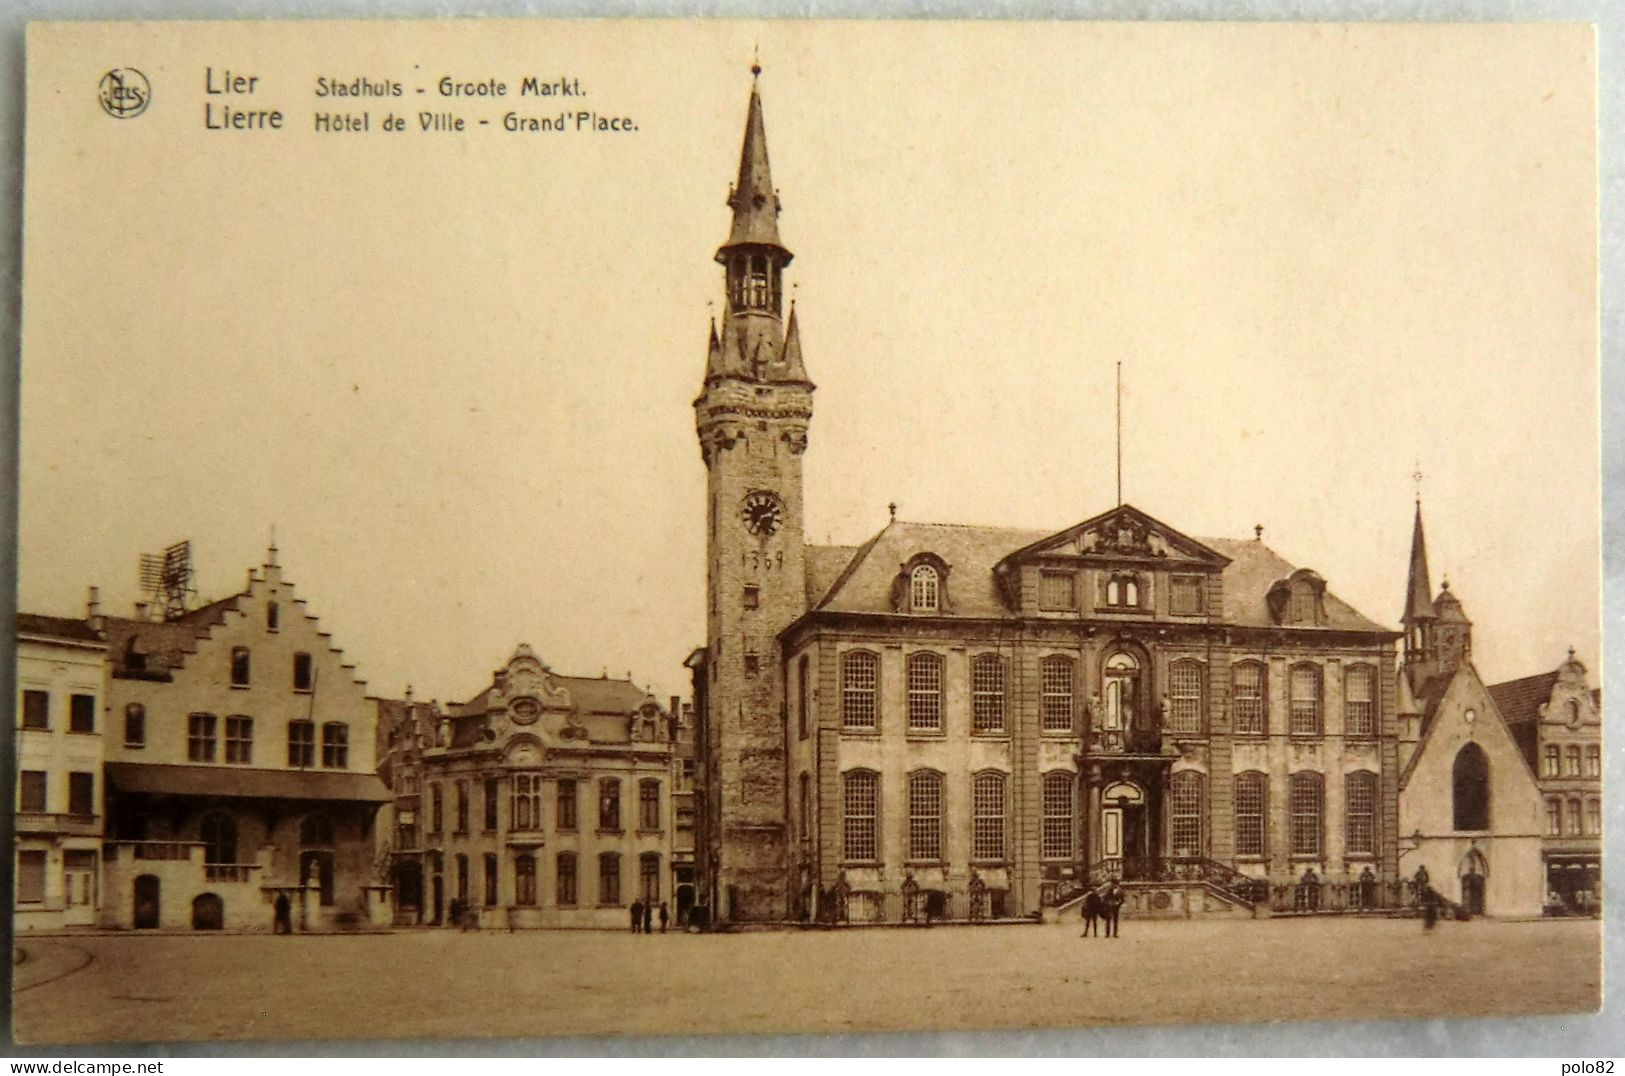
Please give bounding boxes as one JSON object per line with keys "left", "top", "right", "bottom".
{"left": 910, "top": 565, "right": 940, "bottom": 612}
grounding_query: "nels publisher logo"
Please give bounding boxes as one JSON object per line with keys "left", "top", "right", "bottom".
{"left": 98, "top": 68, "right": 151, "bottom": 119}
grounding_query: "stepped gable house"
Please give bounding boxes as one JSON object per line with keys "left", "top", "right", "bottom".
{"left": 380, "top": 644, "right": 681, "bottom": 929}
{"left": 100, "top": 546, "right": 391, "bottom": 931}
{"left": 690, "top": 72, "right": 1402, "bottom": 924}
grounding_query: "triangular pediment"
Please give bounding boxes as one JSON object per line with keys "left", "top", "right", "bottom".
{"left": 997, "top": 504, "right": 1231, "bottom": 571}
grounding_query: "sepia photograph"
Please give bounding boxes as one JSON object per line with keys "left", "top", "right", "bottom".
{"left": 8, "top": 18, "right": 1604, "bottom": 1047}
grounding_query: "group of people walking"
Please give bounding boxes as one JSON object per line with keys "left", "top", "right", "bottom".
{"left": 630, "top": 899, "right": 670, "bottom": 933}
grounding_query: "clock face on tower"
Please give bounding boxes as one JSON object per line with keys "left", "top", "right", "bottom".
{"left": 741, "top": 490, "right": 784, "bottom": 537}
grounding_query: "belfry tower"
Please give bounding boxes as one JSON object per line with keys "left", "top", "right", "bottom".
{"left": 694, "top": 67, "right": 813, "bottom": 922}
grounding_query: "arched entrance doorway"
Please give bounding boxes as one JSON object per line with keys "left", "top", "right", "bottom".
{"left": 133, "top": 874, "right": 160, "bottom": 928}
{"left": 192, "top": 892, "right": 224, "bottom": 930}
{"left": 1100, "top": 780, "right": 1148, "bottom": 877}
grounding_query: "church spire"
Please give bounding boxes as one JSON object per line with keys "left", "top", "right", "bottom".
{"left": 716, "top": 69, "right": 793, "bottom": 319}
{"left": 1403, "top": 501, "right": 1435, "bottom": 626}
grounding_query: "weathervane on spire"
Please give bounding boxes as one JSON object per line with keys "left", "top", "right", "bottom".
{"left": 1412, "top": 461, "right": 1424, "bottom": 504}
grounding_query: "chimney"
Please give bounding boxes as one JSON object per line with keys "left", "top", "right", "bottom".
{"left": 86, "top": 586, "right": 103, "bottom": 631}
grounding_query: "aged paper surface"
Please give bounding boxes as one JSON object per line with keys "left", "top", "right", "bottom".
{"left": 13, "top": 19, "right": 1600, "bottom": 1044}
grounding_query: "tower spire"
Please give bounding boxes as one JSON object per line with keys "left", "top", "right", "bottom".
{"left": 1403, "top": 499, "right": 1435, "bottom": 625}
{"left": 722, "top": 77, "right": 786, "bottom": 253}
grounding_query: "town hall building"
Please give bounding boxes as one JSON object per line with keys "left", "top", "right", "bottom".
{"left": 690, "top": 72, "right": 1404, "bottom": 925}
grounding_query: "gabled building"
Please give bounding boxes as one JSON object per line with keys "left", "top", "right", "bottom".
{"left": 1395, "top": 504, "right": 1545, "bottom": 917}
{"left": 13, "top": 605, "right": 108, "bottom": 931}
{"left": 381, "top": 645, "right": 680, "bottom": 929}
{"left": 691, "top": 71, "right": 1402, "bottom": 924}
{"left": 1489, "top": 650, "right": 1603, "bottom": 914}
{"left": 99, "top": 546, "right": 391, "bottom": 931}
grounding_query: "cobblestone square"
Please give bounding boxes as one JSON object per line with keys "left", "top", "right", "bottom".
{"left": 12, "top": 917, "right": 1601, "bottom": 1045}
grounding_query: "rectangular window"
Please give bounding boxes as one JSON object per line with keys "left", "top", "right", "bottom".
{"left": 515, "top": 855, "right": 537, "bottom": 906}
{"left": 599, "top": 779, "right": 621, "bottom": 830}
{"left": 18, "top": 770, "right": 47, "bottom": 813}
{"left": 1232, "top": 664, "right": 1265, "bottom": 735}
{"left": 1170, "top": 773, "right": 1204, "bottom": 858}
{"left": 188, "top": 713, "right": 218, "bottom": 762}
{"left": 67, "top": 772, "right": 94, "bottom": 816}
{"left": 321, "top": 723, "right": 349, "bottom": 768}
{"left": 971, "top": 656, "right": 1006, "bottom": 733}
{"left": 1039, "top": 570, "right": 1076, "bottom": 611}
{"left": 21, "top": 690, "right": 49, "bottom": 729}
{"left": 639, "top": 780, "right": 660, "bottom": 830}
{"left": 1290, "top": 773, "right": 1323, "bottom": 857}
{"left": 556, "top": 779, "right": 578, "bottom": 830}
{"left": 1586, "top": 799, "right": 1601, "bottom": 836}
{"left": 1345, "top": 772, "right": 1377, "bottom": 857}
{"left": 69, "top": 694, "right": 96, "bottom": 734}
{"left": 1566, "top": 800, "right": 1582, "bottom": 836}
{"left": 1345, "top": 666, "right": 1375, "bottom": 738}
{"left": 841, "top": 652, "right": 879, "bottom": 730}
{"left": 123, "top": 704, "right": 146, "bottom": 747}
{"left": 1170, "top": 574, "right": 1204, "bottom": 616}
{"left": 1167, "top": 661, "right": 1203, "bottom": 734}
{"left": 796, "top": 656, "right": 809, "bottom": 741}
{"left": 908, "top": 772, "right": 943, "bottom": 861}
{"left": 1041, "top": 774, "right": 1074, "bottom": 860}
{"left": 455, "top": 781, "right": 470, "bottom": 833}
{"left": 230, "top": 647, "right": 251, "bottom": 687}
{"left": 293, "top": 652, "right": 314, "bottom": 692}
{"left": 842, "top": 771, "right": 878, "bottom": 862}
{"left": 430, "top": 785, "right": 443, "bottom": 834}
{"left": 483, "top": 853, "right": 499, "bottom": 905}
{"left": 972, "top": 773, "right": 1006, "bottom": 861}
{"left": 1585, "top": 745, "right": 1601, "bottom": 778}
{"left": 455, "top": 855, "right": 469, "bottom": 901}
{"left": 556, "top": 854, "right": 577, "bottom": 905}
{"left": 1564, "top": 746, "right": 1582, "bottom": 777}
{"left": 598, "top": 853, "right": 622, "bottom": 905}
{"left": 743, "top": 585, "right": 759, "bottom": 609}
{"left": 17, "top": 850, "right": 46, "bottom": 904}
{"left": 1041, "top": 657, "right": 1074, "bottom": 733}
{"left": 1543, "top": 745, "right": 1560, "bottom": 778}
{"left": 640, "top": 853, "right": 661, "bottom": 904}
{"left": 1289, "top": 666, "right": 1321, "bottom": 737}
{"left": 1234, "top": 773, "right": 1266, "bottom": 857}
{"left": 1546, "top": 798, "right": 1562, "bottom": 836}
{"left": 484, "top": 778, "right": 499, "bottom": 831}
{"left": 287, "top": 721, "right": 315, "bottom": 767}
{"left": 512, "top": 773, "right": 542, "bottom": 830}
{"left": 223, "top": 716, "right": 253, "bottom": 764}
{"left": 906, "top": 654, "right": 943, "bottom": 732}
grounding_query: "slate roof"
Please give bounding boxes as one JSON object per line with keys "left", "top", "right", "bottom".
{"left": 16, "top": 613, "right": 103, "bottom": 644}
{"left": 803, "top": 518, "right": 1390, "bottom": 633}
{"left": 1487, "top": 670, "right": 1561, "bottom": 770}
{"left": 103, "top": 596, "right": 245, "bottom": 677}
{"left": 106, "top": 761, "right": 390, "bottom": 803}
{"left": 449, "top": 675, "right": 652, "bottom": 719}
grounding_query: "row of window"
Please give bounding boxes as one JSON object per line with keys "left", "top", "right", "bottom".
{"left": 426, "top": 776, "right": 662, "bottom": 835}
{"left": 179, "top": 713, "right": 348, "bottom": 768}
{"left": 835, "top": 651, "right": 1377, "bottom": 737}
{"left": 838, "top": 769, "right": 1380, "bottom": 863}
{"left": 17, "top": 690, "right": 97, "bottom": 733}
{"left": 16, "top": 770, "right": 95, "bottom": 816}
{"left": 438, "top": 850, "right": 664, "bottom": 907}
{"left": 14, "top": 849, "right": 98, "bottom": 905}
{"left": 1541, "top": 744, "right": 1602, "bottom": 779}
{"left": 1545, "top": 797, "right": 1604, "bottom": 837}
{"left": 225, "top": 647, "right": 316, "bottom": 691}
{"left": 907, "top": 565, "right": 1209, "bottom": 616}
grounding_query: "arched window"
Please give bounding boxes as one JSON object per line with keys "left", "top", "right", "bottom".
{"left": 1103, "top": 651, "right": 1140, "bottom": 731}
{"left": 1289, "top": 772, "right": 1323, "bottom": 857}
{"left": 1169, "top": 771, "right": 1205, "bottom": 857}
{"left": 909, "top": 565, "right": 940, "bottom": 612}
{"left": 1546, "top": 797, "right": 1563, "bottom": 836}
{"left": 230, "top": 647, "right": 250, "bottom": 687}
{"left": 512, "top": 773, "right": 542, "bottom": 830}
{"left": 639, "top": 779, "right": 661, "bottom": 830}
{"left": 300, "top": 813, "right": 334, "bottom": 847}
{"left": 842, "top": 770, "right": 878, "bottom": 862}
{"left": 124, "top": 703, "right": 146, "bottom": 748}
{"left": 639, "top": 852, "right": 661, "bottom": 904}
{"left": 598, "top": 852, "right": 622, "bottom": 905}
{"left": 1167, "top": 660, "right": 1204, "bottom": 734}
{"left": 554, "top": 852, "right": 575, "bottom": 905}
{"left": 598, "top": 778, "right": 622, "bottom": 830}
{"left": 1345, "top": 771, "right": 1378, "bottom": 856}
{"left": 906, "top": 653, "right": 943, "bottom": 732}
{"left": 1234, "top": 771, "right": 1268, "bottom": 857}
{"left": 1344, "top": 665, "right": 1375, "bottom": 738}
{"left": 970, "top": 654, "right": 1006, "bottom": 733}
{"left": 841, "top": 651, "right": 879, "bottom": 730}
{"left": 1232, "top": 662, "right": 1266, "bottom": 735}
{"left": 266, "top": 601, "right": 279, "bottom": 631}
{"left": 971, "top": 771, "right": 1006, "bottom": 861}
{"left": 1565, "top": 798, "right": 1582, "bottom": 836}
{"left": 798, "top": 772, "right": 812, "bottom": 844}
{"left": 907, "top": 770, "right": 944, "bottom": 860}
{"left": 1452, "top": 743, "right": 1490, "bottom": 831}
{"left": 199, "top": 812, "right": 237, "bottom": 864}
{"left": 1041, "top": 772, "right": 1074, "bottom": 860}
{"left": 1041, "top": 655, "right": 1075, "bottom": 733}
{"left": 515, "top": 854, "right": 537, "bottom": 906}
{"left": 1289, "top": 664, "right": 1322, "bottom": 736}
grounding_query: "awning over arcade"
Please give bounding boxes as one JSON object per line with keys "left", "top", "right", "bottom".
{"left": 105, "top": 762, "right": 391, "bottom": 803}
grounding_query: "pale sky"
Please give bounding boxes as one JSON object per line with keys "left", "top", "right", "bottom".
{"left": 20, "top": 21, "right": 1598, "bottom": 705}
